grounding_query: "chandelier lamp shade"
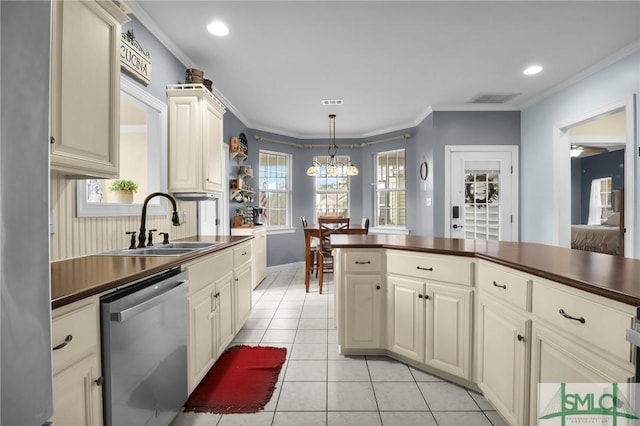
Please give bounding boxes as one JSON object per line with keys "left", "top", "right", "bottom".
{"left": 306, "top": 114, "right": 359, "bottom": 177}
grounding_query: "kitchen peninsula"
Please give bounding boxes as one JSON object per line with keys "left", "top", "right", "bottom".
{"left": 331, "top": 234, "right": 638, "bottom": 425}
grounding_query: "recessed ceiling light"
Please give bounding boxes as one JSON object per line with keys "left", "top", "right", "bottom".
{"left": 523, "top": 65, "right": 543, "bottom": 76}
{"left": 207, "top": 21, "right": 229, "bottom": 37}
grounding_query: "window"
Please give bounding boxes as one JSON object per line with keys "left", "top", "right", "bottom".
{"left": 376, "top": 149, "right": 406, "bottom": 227}
{"left": 599, "top": 176, "right": 613, "bottom": 220}
{"left": 77, "top": 77, "right": 167, "bottom": 217}
{"left": 314, "top": 155, "right": 350, "bottom": 219}
{"left": 259, "top": 150, "right": 291, "bottom": 227}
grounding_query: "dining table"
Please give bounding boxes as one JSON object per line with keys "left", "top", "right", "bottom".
{"left": 303, "top": 223, "right": 367, "bottom": 292}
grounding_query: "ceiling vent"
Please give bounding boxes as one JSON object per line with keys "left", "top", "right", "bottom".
{"left": 322, "top": 99, "right": 344, "bottom": 106}
{"left": 468, "top": 92, "right": 521, "bottom": 104}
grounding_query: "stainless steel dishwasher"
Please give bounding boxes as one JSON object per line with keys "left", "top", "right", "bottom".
{"left": 100, "top": 268, "right": 188, "bottom": 426}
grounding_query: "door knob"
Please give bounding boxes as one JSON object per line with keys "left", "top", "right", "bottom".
{"left": 452, "top": 224, "right": 463, "bottom": 229}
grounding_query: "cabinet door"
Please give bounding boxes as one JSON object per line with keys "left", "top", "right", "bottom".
{"left": 425, "top": 284, "right": 473, "bottom": 379}
{"left": 216, "top": 272, "right": 235, "bottom": 355}
{"left": 51, "top": 354, "right": 102, "bottom": 426}
{"left": 254, "top": 232, "right": 267, "bottom": 287}
{"left": 168, "top": 95, "right": 202, "bottom": 192}
{"left": 478, "top": 299, "right": 530, "bottom": 426}
{"left": 50, "top": 0, "right": 126, "bottom": 178}
{"left": 203, "top": 102, "right": 224, "bottom": 193}
{"left": 387, "top": 274, "right": 424, "bottom": 362}
{"left": 344, "top": 275, "right": 383, "bottom": 349}
{"left": 188, "top": 284, "right": 217, "bottom": 392}
{"left": 235, "top": 263, "right": 253, "bottom": 330}
{"left": 529, "top": 323, "right": 635, "bottom": 424}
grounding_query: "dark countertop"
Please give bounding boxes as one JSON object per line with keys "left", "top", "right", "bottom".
{"left": 51, "top": 236, "right": 252, "bottom": 309}
{"left": 330, "top": 234, "right": 640, "bottom": 306}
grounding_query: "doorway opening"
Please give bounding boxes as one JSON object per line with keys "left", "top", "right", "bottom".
{"left": 553, "top": 96, "right": 635, "bottom": 257}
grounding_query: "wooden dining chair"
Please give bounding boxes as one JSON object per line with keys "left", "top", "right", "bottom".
{"left": 300, "top": 216, "right": 319, "bottom": 278}
{"left": 317, "top": 217, "right": 350, "bottom": 293}
{"left": 361, "top": 217, "right": 370, "bottom": 234}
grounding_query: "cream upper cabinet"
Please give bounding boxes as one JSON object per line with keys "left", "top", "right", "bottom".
{"left": 51, "top": 297, "right": 103, "bottom": 426}
{"left": 167, "top": 85, "right": 226, "bottom": 196}
{"left": 50, "top": 0, "right": 129, "bottom": 178}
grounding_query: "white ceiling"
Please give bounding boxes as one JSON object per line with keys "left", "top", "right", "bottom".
{"left": 132, "top": 1, "right": 640, "bottom": 138}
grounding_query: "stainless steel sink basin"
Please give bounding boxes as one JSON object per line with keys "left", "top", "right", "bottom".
{"left": 96, "top": 241, "right": 223, "bottom": 257}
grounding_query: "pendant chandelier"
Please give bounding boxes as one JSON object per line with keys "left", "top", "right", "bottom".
{"left": 306, "top": 114, "right": 359, "bottom": 177}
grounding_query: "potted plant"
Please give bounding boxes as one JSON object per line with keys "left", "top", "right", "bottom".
{"left": 108, "top": 179, "right": 138, "bottom": 204}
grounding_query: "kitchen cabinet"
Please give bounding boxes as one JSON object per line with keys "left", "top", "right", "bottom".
{"left": 231, "top": 226, "right": 267, "bottom": 288}
{"left": 50, "top": 0, "right": 129, "bottom": 178}
{"left": 477, "top": 261, "right": 532, "bottom": 425}
{"left": 167, "top": 84, "right": 226, "bottom": 196}
{"left": 234, "top": 241, "right": 253, "bottom": 329}
{"left": 335, "top": 249, "right": 385, "bottom": 351}
{"left": 51, "top": 297, "right": 102, "bottom": 426}
{"left": 478, "top": 295, "right": 530, "bottom": 426}
{"left": 386, "top": 250, "right": 474, "bottom": 380}
{"left": 528, "top": 277, "right": 635, "bottom": 424}
{"left": 184, "top": 248, "right": 234, "bottom": 392}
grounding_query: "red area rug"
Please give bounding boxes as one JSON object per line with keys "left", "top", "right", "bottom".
{"left": 183, "top": 345, "right": 287, "bottom": 414}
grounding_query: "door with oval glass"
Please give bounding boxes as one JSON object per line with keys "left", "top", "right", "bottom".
{"left": 445, "top": 147, "right": 518, "bottom": 241}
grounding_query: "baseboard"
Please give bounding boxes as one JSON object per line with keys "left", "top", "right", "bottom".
{"left": 267, "top": 261, "right": 305, "bottom": 272}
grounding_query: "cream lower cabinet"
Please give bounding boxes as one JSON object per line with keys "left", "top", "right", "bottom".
{"left": 50, "top": 0, "right": 129, "bottom": 178}
{"left": 336, "top": 249, "right": 385, "bottom": 352}
{"left": 231, "top": 226, "right": 267, "bottom": 288}
{"left": 184, "top": 248, "right": 234, "bottom": 392}
{"left": 167, "top": 85, "right": 226, "bottom": 196}
{"left": 51, "top": 297, "right": 103, "bottom": 426}
{"left": 477, "top": 296, "right": 530, "bottom": 426}
{"left": 234, "top": 242, "right": 253, "bottom": 330}
{"left": 386, "top": 273, "right": 473, "bottom": 379}
{"left": 528, "top": 277, "right": 635, "bottom": 425}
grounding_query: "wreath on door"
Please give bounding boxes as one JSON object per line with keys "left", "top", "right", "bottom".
{"left": 465, "top": 174, "right": 499, "bottom": 206}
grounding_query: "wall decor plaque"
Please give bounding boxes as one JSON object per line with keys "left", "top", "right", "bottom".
{"left": 120, "top": 29, "right": 151, "bottom": 85}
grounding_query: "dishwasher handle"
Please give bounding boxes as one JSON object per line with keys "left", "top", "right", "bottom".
{"left": 110, "top": 280, "right": 188, "bottom": 322}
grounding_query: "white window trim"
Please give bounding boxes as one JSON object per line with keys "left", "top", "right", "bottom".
{"left": 76, "top": 77, "right": 168, "bottom": 217}
{"left": 259, "top": 149, "right": 293, "bottom": 229}
{"left": 375, "top": 149, "right": 407, "bottom": 228}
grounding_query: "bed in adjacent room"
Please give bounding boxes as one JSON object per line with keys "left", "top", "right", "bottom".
{"left": 571, "top": 189, "right": 624, "bottom": 256}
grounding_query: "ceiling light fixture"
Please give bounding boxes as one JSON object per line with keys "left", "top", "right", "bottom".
{"left": 523, "top": 64, "right": 543, "bottom": 76}
{"left": 306, "top": 114, "right": 359, "bottom": 177}
{"left": 207, "top": 21, "right": 229, "bottom": 36}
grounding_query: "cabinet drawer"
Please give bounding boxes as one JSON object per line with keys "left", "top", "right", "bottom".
{"left": 387, "top": 250, "right": 474, "bottom": 286}
{"left": 532, "top": 279, "right": 634, "bottom": 361}
{"left": 186, "top": 250, "right": 233, "bottom": 295}
{"left": 343, "top": 250, "right": 384, "bottom": 274}
{"left": 52, "top": 300, "right": 99, "bottom": 374}
{"left": 478, "top": 262, "right": 531, "bottom": 311}
{"left": 234, "top": 242, "right": 252, "bottom": 267}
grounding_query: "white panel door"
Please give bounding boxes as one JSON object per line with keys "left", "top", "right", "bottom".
{"left": 445, "top": 146, "right": 518, "bottom": 241}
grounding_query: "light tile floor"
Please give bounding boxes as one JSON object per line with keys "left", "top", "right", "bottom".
{"left": 171, "top": 267, "right": 508, "bottom": 426}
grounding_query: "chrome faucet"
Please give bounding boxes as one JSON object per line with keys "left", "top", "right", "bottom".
{"left": 137, "top": 192, "right": 181, "bottom": 248}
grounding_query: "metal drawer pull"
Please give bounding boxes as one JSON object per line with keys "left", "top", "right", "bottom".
{"left": 355, "top": 261, "right": 371, "bottom": 265}
{"left": 417, "top": 266, "right": 433, "bottom": 271}
{"left": 53, "top": 334, "right": 73, "bottom": 351}
{"left": 517, "top": 334, "right": 525, "bottom": 342}
{"left": 493, "top": 281, "right": 507, "bottom": 290}
{"left": 559, "top": 309, "right": 586, "bottom": 324}
{"left": 94, "top": 376, "right": 104, "bottom": 386}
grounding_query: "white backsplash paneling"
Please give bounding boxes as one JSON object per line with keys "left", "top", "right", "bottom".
{"left": 50, "top": 173, "right": 198, "bottom": 261}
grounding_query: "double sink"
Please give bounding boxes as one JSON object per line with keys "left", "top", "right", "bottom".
{"left": 98, "top": 241, "right": 223, "bottom": 257}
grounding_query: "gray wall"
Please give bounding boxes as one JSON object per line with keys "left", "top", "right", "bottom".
{"left": 1, "top": 1, "right": 53, "bottom": 424}
{"left": 521, "top": 51, "right": 640, "bottom": 253}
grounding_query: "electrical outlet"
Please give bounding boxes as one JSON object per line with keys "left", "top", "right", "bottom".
{"left": 425, "top": 197, "right": 432, "bottom": 207}
{"left": 182, "top": 211, "right": 189, "bottom": 224}
{"left": 49, "top": 211, "right": 55, "bottom": 235}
